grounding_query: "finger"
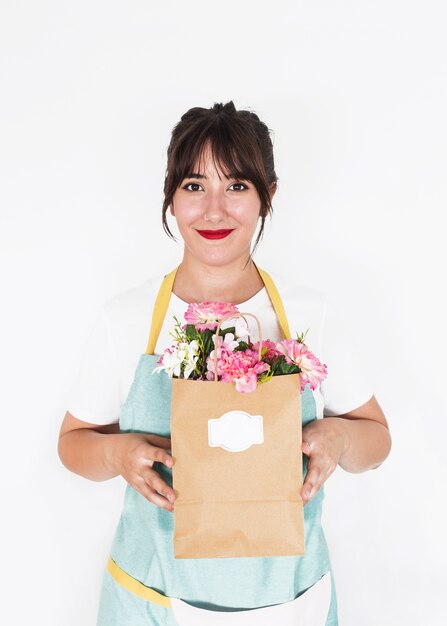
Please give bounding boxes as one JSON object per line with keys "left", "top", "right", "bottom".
{"left": 144, "top": 434, "right": 172, "bottom": 450}
{"left": 144, "top": 470, "right": 176, "bottom": 504}
{"left": 302, "top": 440, "right": 312, "bottom": 456}
{"left": 301, "top": 465, "right": 321, "bottom": 503}
{"left": 148, "top": 444, "right": 174, "bottom": 468}
{"left": 139, "top": 482, "right": 174, "bottom": 512}
{"left": 308, "top": 449, "right": 337, "bottom": 481}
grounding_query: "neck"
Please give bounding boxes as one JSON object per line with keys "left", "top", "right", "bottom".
{"left": 172, "top": 253, "right": 264, "bottom": 304}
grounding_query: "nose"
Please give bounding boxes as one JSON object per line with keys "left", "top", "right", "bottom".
{"left": 204, "top": 188, "right": 228, "bottom": 223}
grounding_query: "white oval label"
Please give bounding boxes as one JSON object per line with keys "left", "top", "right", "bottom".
{"left": 208, "top": 410, "right": 264, "bottom": 452}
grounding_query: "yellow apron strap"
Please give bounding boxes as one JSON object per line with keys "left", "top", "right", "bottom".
{"left": 145, "top": 264, "right": 292, "bottom": 355}
{"left": 145, "top": 267, "right": 178, "bottom": 355}
{"left": 107, "top": 556, "right": 172, "bottom": 608}
{"left": 255, "top": 264, "right": 291, "bottom": 340}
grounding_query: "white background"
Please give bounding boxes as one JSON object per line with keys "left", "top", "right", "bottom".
{"left": 1, "top": 1, "right": 446, "bottom": 624}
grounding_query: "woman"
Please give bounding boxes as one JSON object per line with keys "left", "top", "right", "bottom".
{"left": 58, "top": 101, "right": 392, "bottom": 625}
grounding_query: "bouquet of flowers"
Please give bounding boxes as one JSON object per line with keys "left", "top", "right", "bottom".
{"left": 153, "top": 301, "right": 328, "bottom": 392}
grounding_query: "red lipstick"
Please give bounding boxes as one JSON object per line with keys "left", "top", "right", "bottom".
{"left": 197, "top": 229, "right": 234, "bottom": 240}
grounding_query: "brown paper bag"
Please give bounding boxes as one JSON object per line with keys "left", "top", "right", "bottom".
{"left": 170, "top": 313, "right": 305, "bottom": 559}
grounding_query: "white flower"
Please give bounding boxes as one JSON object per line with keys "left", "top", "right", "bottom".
{"left": 209, "top": 332, "right": 239, "bottom": 360}
{"left": 222, "top": 332, "right": 240, "bottom": 350}
{"left": 153, "top": 340, "right": 199, "bottom": 379}
{"left": 220, "top": 317, "right": 250, "bottom": 340}
{"left": 234, "top": 317, "right": 250, "bottom": 339}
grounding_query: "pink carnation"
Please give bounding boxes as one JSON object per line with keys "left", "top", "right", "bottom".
{"left": 184, "top": 301, "right": 240, "bottom": 331}
{"left": 251, "top": 339, "right": 282, "bottom": 362}
{"left": 275, "top": 339, "right": 328, "bottom": 391}
{"left": 206, "top": 346, "right": 270, "bottom": 393}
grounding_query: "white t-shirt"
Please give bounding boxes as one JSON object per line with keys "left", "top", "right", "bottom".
{"left": 66, "top": 270, "right": 374, "bottom": 425}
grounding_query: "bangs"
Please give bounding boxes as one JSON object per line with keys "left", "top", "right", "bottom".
{"left": 170, "top": 117, "right": 267, "bottom": 187}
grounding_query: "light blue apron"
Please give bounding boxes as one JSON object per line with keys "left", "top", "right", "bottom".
{"left": 96, "top": 265, "right": 339, "bottom": 625}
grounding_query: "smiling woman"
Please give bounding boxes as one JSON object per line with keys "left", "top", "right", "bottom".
{"left": 168, "top": 140, "right": 276, "bottom": 278}
{"left": 162, "top": 102, "right": 277, "bottom": 259}
{"left": 59, "top": 100, "right": 391, "bottom": 626}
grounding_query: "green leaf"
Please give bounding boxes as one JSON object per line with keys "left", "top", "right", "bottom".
{"left": 296, "top": 328, "right": 310, "bottom": 344}
{"left": 280, "top": 363, "right": 300, "bottom": 375}
{"left": 235, "top": 340, "right": 251, "bottom": 352}
{"left": 221, "top": 326, "right": 236, "bottom": 337}
{"left": 185, "top": 324, "right": 199, "bottom": 342}
{"left": 257, "top": 369, "right": 274, "bottom": 384}
{"left": 270, "top": 355, "right": 300, "bottom": 376}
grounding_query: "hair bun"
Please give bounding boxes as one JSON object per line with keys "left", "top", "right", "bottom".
{"left": 212, "top": 101, "right": 236, "bottom": 114}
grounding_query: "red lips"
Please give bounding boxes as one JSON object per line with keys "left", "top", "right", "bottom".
{"left": 197, "top": 229, "right": 235, "bottom": 240}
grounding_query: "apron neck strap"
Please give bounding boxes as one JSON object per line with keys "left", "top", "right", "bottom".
{"left": 145, "top": 263, "right": 292, "bottom": 355}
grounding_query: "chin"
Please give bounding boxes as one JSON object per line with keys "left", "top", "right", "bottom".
{"left": 189, "top": 247, "right": 249, "bottom": 268}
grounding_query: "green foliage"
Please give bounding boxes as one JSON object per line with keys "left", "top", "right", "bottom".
{"left": 184, "top": 323, "right": 199, "bottom": 342}
{"left": 296, "top": 328, "right": 310, "bottom": 344}
{"left": 201, "top": 329, "right": 217, "bottom": 360}
{"left": 221, "top": 326, "right": 236, "bottom": 337}
{"left": 257, "top": 368, "right": 274, "bottom": 384}
{"left": 169, "top": 315, "right": 188, "bottom": 343}
{"left": 234, "top": 340, "right": 251, "bottom": 352}
{"left": 270, "top": 355, "right": 301, "bottom": 376}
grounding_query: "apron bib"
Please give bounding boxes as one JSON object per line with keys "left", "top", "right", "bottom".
{"left": 97, "top": 264, "right": 339, "bottom": 626}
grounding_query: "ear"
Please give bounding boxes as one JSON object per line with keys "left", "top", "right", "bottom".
{"left": 269, "top": 181, "right": 277, "bottom": 201}
{"left": 170, "top": 204, "right": 175, "bottom": 216}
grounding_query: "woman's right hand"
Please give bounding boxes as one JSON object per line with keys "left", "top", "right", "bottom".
{"left": 108, "top": 433, "right": 176, "bottom": 512}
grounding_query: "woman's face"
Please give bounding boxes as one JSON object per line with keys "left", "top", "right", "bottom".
{"left": 170, "top": 144, "right": 272, "bottom": 267}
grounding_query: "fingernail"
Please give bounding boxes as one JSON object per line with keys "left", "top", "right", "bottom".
{"left": 168, "top": 494, "right": 175, "bottom": 503}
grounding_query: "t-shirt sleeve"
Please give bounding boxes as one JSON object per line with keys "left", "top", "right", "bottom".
{"left": 319, "top": 297, "right": 374, "bottom": 416}
{"left": 65, "top": 304, "right": 122, "bottom": 425}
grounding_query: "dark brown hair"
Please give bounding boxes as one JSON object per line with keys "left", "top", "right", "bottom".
{"left": 162, "top": 101, "right": 278, "bottom": 256}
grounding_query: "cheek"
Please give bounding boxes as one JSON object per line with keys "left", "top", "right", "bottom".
{"left": 230, "top": 200, "right": 261, "bottom": 226}
{"left": 172, "top": 199, "right": 203, "bottom": 223}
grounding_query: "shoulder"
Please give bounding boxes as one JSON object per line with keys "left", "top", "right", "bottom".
{"left": 97, "top": 273, "right": 165, "bottom": 330}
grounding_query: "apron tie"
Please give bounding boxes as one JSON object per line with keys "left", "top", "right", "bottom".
{"left": 107, "top": 556, "right": 172, "bottom": 608}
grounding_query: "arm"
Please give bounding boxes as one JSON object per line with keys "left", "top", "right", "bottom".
{"left": 57, "top": 412, "right": 176, "bottom": 513}
{"left": 325, "top": 395, "right": 392, "bottom": 473}
{"left": 301, "top": 395, "right": 392, "bottom": 504}
{"left": 57, "top": 411, "right": 124, "bottom": 482}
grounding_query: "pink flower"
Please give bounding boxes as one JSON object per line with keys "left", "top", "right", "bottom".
{"left": 206, "top": 347, "right": 270, "bottom": 393}
{"left": 252, "top": 339, "right": 282, "bottom": 362}
{"left": 275, "top": 339, "right": 328, "bottom": 392}
{"left": 184, "top": 301, "right": 240, "bottom": 331}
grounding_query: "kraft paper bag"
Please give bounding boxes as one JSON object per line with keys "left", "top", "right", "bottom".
{"left": 170, "top": 372, "right": 305, "bottom": 559}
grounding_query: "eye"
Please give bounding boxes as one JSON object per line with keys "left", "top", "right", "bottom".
{"left": 228, "top": 181, "right": 249, "bottom": 192}
{"left": 182, "top": 182, "right": 203, "bottom": 192}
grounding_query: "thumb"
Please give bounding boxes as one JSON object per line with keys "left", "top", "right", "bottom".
{"left": 143, "top": 434, "right": 172, "bottom": 450}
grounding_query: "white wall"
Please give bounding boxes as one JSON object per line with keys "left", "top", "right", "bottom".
{"left": 1, "top": 1, "right": 445, "bottom": 624}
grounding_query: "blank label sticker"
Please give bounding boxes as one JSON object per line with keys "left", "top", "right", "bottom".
{"left": 208, "top": 410, "right": 264, "bottom": 452}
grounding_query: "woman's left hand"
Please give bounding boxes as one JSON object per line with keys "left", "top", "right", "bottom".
{"left": 301, "top": 418, "right": 348, "bottom": 505}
